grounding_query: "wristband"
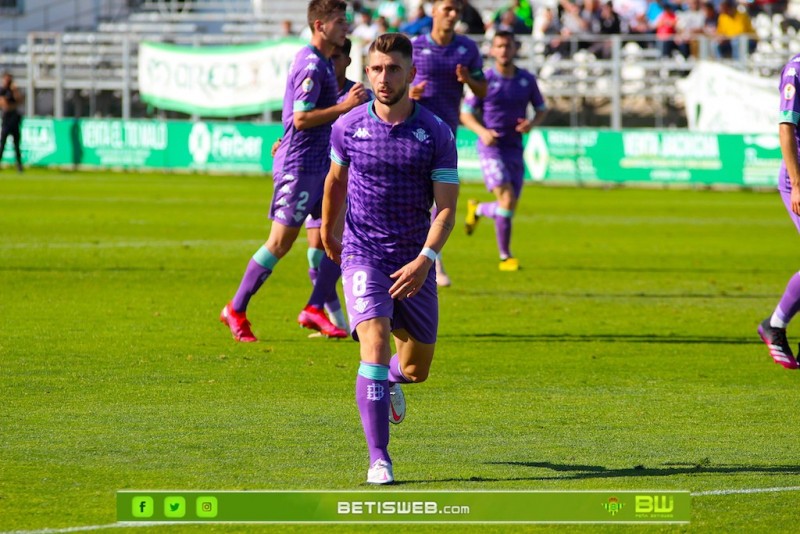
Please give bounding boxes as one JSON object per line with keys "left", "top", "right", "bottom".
{"left": 419, "top": 247, "right": 437, "bottom": 262}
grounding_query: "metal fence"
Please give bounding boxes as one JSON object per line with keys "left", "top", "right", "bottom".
{"left": 0, "top": 30, "right": 793, "bottom": 127}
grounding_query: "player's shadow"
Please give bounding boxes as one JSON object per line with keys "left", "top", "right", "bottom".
{"left": 394, "top": 461, "right": 800, "bottom": 485}
{"left": 444, "top": 332, "right": 751, "bottom": 345}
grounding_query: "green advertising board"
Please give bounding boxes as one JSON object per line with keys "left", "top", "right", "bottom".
{"left": 1, "top": 118, "right": 783, "bottom": 189}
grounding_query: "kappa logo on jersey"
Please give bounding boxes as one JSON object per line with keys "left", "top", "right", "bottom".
{"left": 787, "top": 68, "right": 797, "bottom": 77}
{"left": 353, "top": 127, "right": 371, "bottom": 139}
{"left": 279, "top": 184, "right": 293, "bottom": 194}
{"left": 283, "top": 174, "right": 296, "bottom": 182}
{"left": 785, "top": 83, "right": 796, "bottom": 101}
{"left": 354, "top": 297, "right": 370, "bottom": 313}
{"left": 421, "top": 48, "right": 432, "bottom": 55}
{"left": 413, "top": 128, "right": 429, "bottom": 143}
{"left": 276, "top": 198, "right": 289, "bottom": 207}
{"left": 305, "top": 52, "right": 317, "bottom": 60}
{"left": 302, "top": 78, "right": 315, "bottom": 93}
{"left": 275, "top": 210, "right": 288, "bottom": 221}
{"left": 305, "top": 62, "right": 318, "bottom": 72}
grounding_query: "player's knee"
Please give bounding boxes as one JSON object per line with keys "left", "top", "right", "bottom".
{"left": 402, "top": 364, "right": 429, "bottom": 383}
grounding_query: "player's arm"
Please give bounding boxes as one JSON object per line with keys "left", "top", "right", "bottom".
{"left": 459, "top": 101, "right": 499, "bottom": 146}
{"left": 456, "top": 64, "right": 488, "bottom": 98}
{"left": 321, "top": 161, "right": 349, "bottom": 264}
{"left": 294, "top": 83, "right": 367, "bottom": 130}
{"left": 780, "top": 122, "right": 800, "bottom": 215}
{"left": 11, "top": 84, "right": 22, "bottom": 108}
{"left": 389, "top": 180, "right": 459, "bottom": 301}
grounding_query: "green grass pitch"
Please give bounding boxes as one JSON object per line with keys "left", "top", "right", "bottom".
{"left": 2, "top": 168, "right": 800, "bottom": 533}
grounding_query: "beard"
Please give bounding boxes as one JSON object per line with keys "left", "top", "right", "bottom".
{"left": 375, "top": 86, "right": 407, "bottom": 107}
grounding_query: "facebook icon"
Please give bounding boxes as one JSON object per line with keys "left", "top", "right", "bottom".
{"left": 131, "top": 496, "right": 154, "bottom": 518}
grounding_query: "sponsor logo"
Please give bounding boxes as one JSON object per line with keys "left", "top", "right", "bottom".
{"left": 602, "top": 497, "right": 624, "bottom": 516}
{"left": 188, "top": 122, "right": 212, "bottom": 165}
{"left": 785, "top": 83, "right": 796, "bottom": 100}
{"left": 302, "top": 77, "right": 315, "bottom": 93}
{"left": 353, "top": 127, "right": 371, "bottom": 139}
{"left": 635, "top": 495, "right": 674, "bottom": 514}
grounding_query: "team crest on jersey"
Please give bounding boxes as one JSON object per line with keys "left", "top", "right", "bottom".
{"left": 302, "top": 78, "right": 315, "bottom": 93}
{"left": 354, "top": 297, "right": 370, "bottom": 313}
{"left": 520, "top": 78, "right": 529, "bottom": 87}
{"left": 785, "top": 83, "right": 796, "bottom": 101}
{"left": 353, "top": 127, "right": 371, "bottom": 139}
{"left": 457, "top": 45, "right": 467, "bottom": 55}
{"left": 413, "top": 128, "right": 429, "bottom": 142}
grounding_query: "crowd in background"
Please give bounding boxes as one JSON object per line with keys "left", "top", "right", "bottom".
{"left": 284, "top": 0, "right": 800, "bottom": 60}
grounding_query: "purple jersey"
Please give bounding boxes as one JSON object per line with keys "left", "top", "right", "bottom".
{"left": 463, "top": 67, "right": 547, "bottom": 151}
{"left": 330, "top": 102, "right": 459, "bottom": 272}
{"left": 411, "top": 34, "right": 484, "bottom": 134}
{"left": 272, "top": 45, "right": 338, "bottom": 178}
{"left": 779, "top": 54, "right": 800, "bottom": 193}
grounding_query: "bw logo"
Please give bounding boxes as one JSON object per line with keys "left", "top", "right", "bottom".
{"left": 366, "top": 383, "right": 384, "bottom": 401}
{"left": 635, "top": 495, "right": 674, "bottom": 514}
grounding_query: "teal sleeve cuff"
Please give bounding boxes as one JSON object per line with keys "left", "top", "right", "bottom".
{"left": 432, "top": 169, "right": 459, "bottom": 184}
{"left": 293, "top": 101, "right": 315, "bottom": 112}
{"left": 780, "top": 110, "right": 800, "bottom": 125}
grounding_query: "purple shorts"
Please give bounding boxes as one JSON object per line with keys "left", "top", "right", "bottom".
{"left": 780, "top": 189, "right": 800, "bottom": 233}
{"left": 305, "top": 215, "right": 321, "bottom": 229}
{"left": 269, "top": 170, "right": 324, "bottom": 227}
{"left": 477, "top": 144, "right": 524, "bottom": 198}
{"left": 342, "top": 264, "right": 438, "bottom": 344}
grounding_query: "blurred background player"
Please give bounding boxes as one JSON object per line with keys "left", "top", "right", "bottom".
{"left": 460, "top": 31, "right": 548, "bottom": 271}
{"left": 220, "top": 0, "right": 368, "bottom": 342}
{"left": 409, "top": 0, "right": 487, "bottom": 287}
{"left": 757, "top": 53, "right": 800, "bottom": 370}
{"left": 304, "top": 37, "right": 374, "bottom": 332}
{"left": 0, "top": 72, "right": 24, "bottom": 173}
{"left": 322, "top": 33, "right": 459, "bottom": 484}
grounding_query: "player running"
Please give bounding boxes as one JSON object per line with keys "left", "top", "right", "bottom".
{"left": 460, "top": 31, "right": 548, "bottom": 271}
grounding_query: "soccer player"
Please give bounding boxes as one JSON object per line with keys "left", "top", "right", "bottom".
{"left": 305, "top": 38, "right": 374, "bottom": 331}
{"left": 0, "top": 72, "right": 24, "bottom": 173}
{"left": 270, "top": 38, "right": 374, "bottom": 333}
{"left": 409, "top": 0, "right": 487, "bottom": 287}
{"left": 757, "top": 53, "right": 800, "bottom": 370}
{"left": 460, "top": 31, "right": 548, "bottom": 271}
{"left": 220, "top": 0, "right": 368, "bottom": 342}
{"left": 321, "top": 33, "right": 459, "bottom": 484}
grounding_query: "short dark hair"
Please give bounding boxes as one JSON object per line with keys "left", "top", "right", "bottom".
{"left": 341, "top": 37, "right": 352, "bottom": 56}
{"left": 307, "top": 0, "right": 347, "bottom": 31}
{"left": 368, "top": 32, "right": 413, "bottom": 62}
{"left": 492, "top": 30, "right": 516, "bottom": 43}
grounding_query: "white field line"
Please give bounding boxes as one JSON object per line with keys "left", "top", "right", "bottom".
{"left": 5, "top": 487, "right": 800, "bottom": 533}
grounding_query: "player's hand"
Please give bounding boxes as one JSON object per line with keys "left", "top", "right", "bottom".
{"left": 321, "top": 231, "right": 343, "bottom": 265}
{"left": 344, "top": 82, "right": 368, "bottom": 110}
{"left": 409, "top": 81, "right": 427, "bottom": 100}
{"left": 389, "top": 256, "right": 432, "bottom": 300}
{"left": 270, "top": 138, "right": 282, "bottom": 157}
{"left": 480, "top": 129, "right": 500, "bottom": 146}
{"left": 455, "top": 64, "right": 469, "bottom": 84}
{"left": 515, "top": 118, "right": 534, "bottom": 134}
{"left": 791, "top": 187, "right": 800, "bottom": 216}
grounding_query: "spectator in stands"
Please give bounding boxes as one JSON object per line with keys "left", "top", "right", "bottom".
{"left": 614, "top": 0, "right": 650, "bottom": 35}
{"left": 676, "top": 0, "right": 708, "bottom": 56}
{"left": 400, "top": 4, "right": 433, "bottom": 35}
{"left": 714, "top": 0, "right": 757, "bottom": 58}
{"left": 377, "top": 0, "right": 407, "bottom": 30}
{"left": 654, "top": 2, "right": 690, "bottom": 57}
{"left": 588, "top": 1, "right": 622, "bottom": 58}
{"left": 558, "top": 0, "right": 593, "bottom": 52}
{"left": 493, "top": 0, "right": 534, "bottom": 33}
{"left": 459, "top": 0, "right": 486, "bottom": 34}
{"left": 281, "top": 19, "right": 296, "bottom": 36}
{"left": 352, "top": 8, "right": 380, "bottom": 53}
{"left": 645, "top": 0, "right": 664, "bottom": 29}
{"left": 0, "top": 71, "right": 23, "bottom": 173}
{"left": 534, "top": 6, "right": 566, "bottom": 56}
{"left": 492, "top": 7, "right": 532, "bottom": 35}
{"left": 702, "top": 1, "right": 718, "bottom": 33}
